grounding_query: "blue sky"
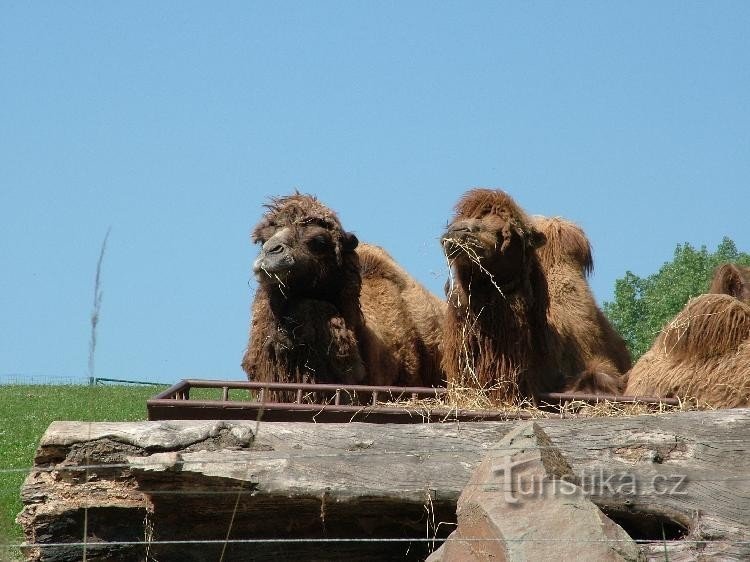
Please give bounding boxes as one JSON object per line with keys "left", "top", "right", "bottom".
{"left": 2, "top": 2, "right": 748, "bottom": 384}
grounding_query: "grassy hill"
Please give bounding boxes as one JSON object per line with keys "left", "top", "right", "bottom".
{"left": 0, "top": 384, "right": 168, "bottom": 558}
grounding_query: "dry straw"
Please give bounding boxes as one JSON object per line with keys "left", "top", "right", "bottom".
{"left": 377, "top": 386, "right": 698, "bottom": 420}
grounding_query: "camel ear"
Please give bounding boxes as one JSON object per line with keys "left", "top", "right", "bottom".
{"left": 343, "top": 232, "right": 359, "bottom": 251}
{"left": 527, "top": 227, "right": 546, "bottom": 249}
{"left": 712, "top": 264, "right": 746, "bottom": 300}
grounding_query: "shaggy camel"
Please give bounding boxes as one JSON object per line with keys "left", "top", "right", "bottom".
{"left": 242, "top": 193, "right": 445, "bottom": 389}
{"left": 440, "top": 188, "right": 630, "bottom": 402}
{"left": 625, "top": 263, "right": 750, "bottom": 407}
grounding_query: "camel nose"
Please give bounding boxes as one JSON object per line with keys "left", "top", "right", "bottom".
{"left": 255, "top": 232, "right": 295, "bottom": 276}
{"left": 446, "top": 221, "right": 480, "bottom": 235}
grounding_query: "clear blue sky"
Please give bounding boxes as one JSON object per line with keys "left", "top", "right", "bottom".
{"left": 2, "top": 2, "right": 748, "bottom": 384}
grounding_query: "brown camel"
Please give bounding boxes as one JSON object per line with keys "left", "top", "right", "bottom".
{"left": 242, "top": 193, "right": 445, "bottom": 391}
{"left": 440, "top": 188, "right": 631, "bottom": 403}
{"left": 625, "top": 263, "right": 750, "bottom": 407}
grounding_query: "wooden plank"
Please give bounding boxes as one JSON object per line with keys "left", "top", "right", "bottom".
{"left": 18, "top": 409, "right": 750, "bottom": 561}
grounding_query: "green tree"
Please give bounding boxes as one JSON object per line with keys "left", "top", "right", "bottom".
{"left": 603, "top": 237, "right": 750, "bottom": 360}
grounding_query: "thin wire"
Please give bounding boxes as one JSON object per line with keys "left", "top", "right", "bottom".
{"left": 218, "top": 396, "right": 269, "bottom": 560}
{"left": 6, "top": 538, "right": 750, "bottom": 548}
{"left": 128, "top": 474, "right": 748, "bottom": 493}
{"left": 218, "top": 475, "right": 245, "bottom": 562}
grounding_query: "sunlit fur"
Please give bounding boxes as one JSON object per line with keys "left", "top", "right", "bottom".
{"left": 441, "top": 188, "right": 630, "bottom": 402}
{"left": 626, "top": 264, "right": 750, "bottom": 407}
{"left": 242, "top": 193, "right": 445, "bottom": 389}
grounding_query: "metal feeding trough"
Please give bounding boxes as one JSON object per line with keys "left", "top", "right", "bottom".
{"left": 146, "top": 379, "right": 682, "bottom": 423}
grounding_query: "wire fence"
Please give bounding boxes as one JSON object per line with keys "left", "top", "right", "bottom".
{"left": 0, "top": 373, "right": 90, "bottom": 386}
{"left": 2, "top": 380, "right": 749, "bottom": 560}
{"left": 4, "top": 537, "right": 750, "bottom": 562}
{"left": 3, "top": 485, "right": 748, "bottom": 557}
{"left": 0, "top": 373, "right": 168, "bottom": 386}
{"left": 8, "top": 537, "right": 750, "bottom": 548}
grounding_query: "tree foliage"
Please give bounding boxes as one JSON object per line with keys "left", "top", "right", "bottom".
{"left": 603, "top": 237, "right": 750, "bottom": 360}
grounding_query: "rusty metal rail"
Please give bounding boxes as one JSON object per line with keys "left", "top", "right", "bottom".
{"left": 146, "top": 379, "right": 682, "bottom": 423}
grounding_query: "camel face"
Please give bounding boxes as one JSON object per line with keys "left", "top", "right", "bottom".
{"left": 253, "top": 224, "right": 356, "bottom": 295}
{"left": 251, "top": 194, "right": 358, "bottom": 298}
{"left": 442, "top": 214, "right": 527, "bottom": 290}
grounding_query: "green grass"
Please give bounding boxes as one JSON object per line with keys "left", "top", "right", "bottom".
{"left": 0, "top": 384, "right": 168, "bottom": 554}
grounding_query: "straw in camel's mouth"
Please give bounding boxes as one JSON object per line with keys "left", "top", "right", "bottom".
{"left": 253, "top": 257, "right": 293, "bottom": 290}
{"left": 442, "top": 233, "right": 489, "bottom": 262}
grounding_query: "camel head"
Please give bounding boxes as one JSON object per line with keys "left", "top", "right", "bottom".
{"left": 441, "top": 188, "right": 545, "bottom": 292}
{"left": 251, "top": 193, "right": 359, "bottom": 299}
{"left": 710, "top": 263, "right": 750, "bottom": 304}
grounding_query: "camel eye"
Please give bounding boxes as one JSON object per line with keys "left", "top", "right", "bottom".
{"left": 308, "top": 234, "right": 332, "bottom": 252}
{"left": 253, "top": 226, "right": 277, "bottom": 245}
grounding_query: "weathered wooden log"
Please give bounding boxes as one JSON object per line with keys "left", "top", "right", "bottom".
{"left": 17, "top": 409, "right": 750, "bottom": 561}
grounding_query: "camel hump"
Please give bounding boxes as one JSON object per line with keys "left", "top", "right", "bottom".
{"left": 660, "top": 293, "right": 750, "bottom": 360}
{"left": 533, "top": 216, "right": 593, "bottom": 276}
{"left": 357, "top": 243, "right": 411, "bottom": 289}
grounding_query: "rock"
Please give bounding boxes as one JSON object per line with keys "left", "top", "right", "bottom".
{"left": 427, "top": 422, "right": 645, "bottom": 561}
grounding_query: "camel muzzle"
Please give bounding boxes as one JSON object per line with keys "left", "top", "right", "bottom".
{"left": 442, "top": 222, "right": 486, "bottom": 257}
{"left": 253, "top": 246, "right": 295, "bottom": 279}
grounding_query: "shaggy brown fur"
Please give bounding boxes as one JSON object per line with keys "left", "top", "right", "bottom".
{"left": 626, "top": 264, "right": 750, "bottom": 407}
{"left": 625, "top": 294, "right": 750, "bottom": 407}
{"left": 441, "top": 188, "right": 630, "bottom": 402}
{"left": 710, "top": 263, "right": 750, "bottom": 303}
{"left": 242, "top": 193, "right": 445, "bottom": 390}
